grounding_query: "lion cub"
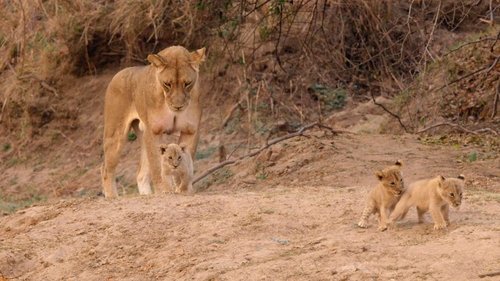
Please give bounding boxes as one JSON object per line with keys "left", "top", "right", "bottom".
{"left": 357, "top": 161, "right": 405, "bottom": 231}
{"left": 160, "top": 143, "right": 194, "bottom": 193}
{"left": 389, "top": 175, "right": 465, "bottom": 230}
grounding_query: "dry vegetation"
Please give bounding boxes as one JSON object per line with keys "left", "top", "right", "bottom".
{"left": 0, "top": 0, "right": 498, "bottom": 210}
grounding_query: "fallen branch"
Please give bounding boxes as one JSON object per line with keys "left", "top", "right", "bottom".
{"left": 370, "top": 92, "right": 409, "bottom": 133}
{"left": 492, "top": 79, "right": 499, "bottom": 119}
{"left": 222, "top": 100, "right": 243, "bottom": 128}
{"left": 479, "top": 271, "right": 500, "bottom": 278}
{"left": 193, "top": 122, "right": 338, "bottom": 185}
{"left": 417, "top": 122, "right": 499, "bottom": 136}
{"left": 442, "top": 36, "right": 497, "bottom": 57}
{"left": 433, "top": 56, "right": 499, "bottom": 93}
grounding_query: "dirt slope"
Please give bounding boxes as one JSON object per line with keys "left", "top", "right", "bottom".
{"left": 1, "top": 133, "right": 499, "bottom": 281}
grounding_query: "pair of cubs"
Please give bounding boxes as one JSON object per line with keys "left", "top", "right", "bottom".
{"left": 358, "top": 161, "right": 465, "bottom": 231}
{"left": 159, "top": 143, "right": 194, "bottom": 193}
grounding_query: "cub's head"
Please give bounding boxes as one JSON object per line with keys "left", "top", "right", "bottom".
{"left": 147, "top": 46, "right": 206, "bottom": 112}
{"left": 437, "top": 175, "right": 465, "bottom": 208}
{"left": 375, "top": 160, "right": 405, "bottom": 195}
{"left": 160, "top": 143, "right": 186, "bottom": 170}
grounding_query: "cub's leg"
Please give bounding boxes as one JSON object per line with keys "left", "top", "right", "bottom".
{"left": 430, "top": 204, "right": 447, "bottom": 230}
{"left": 177, "top": 177, "right": 189, "bottom": 193}
{"left": 417, "top": 207, "right": 426, "bottom": 223}
{"left": 441, "top": 204, "right": 450, "bottom": 226}
{"left": 358, "top": 201, "right": 375, "bottom": 228}
{"left": 388, "top": 197, "right": 410, "bottom": 223}
{"left": 378, "top": 205, "right": 389, "bottom": 231}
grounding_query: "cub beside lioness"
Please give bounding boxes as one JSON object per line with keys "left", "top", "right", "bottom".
{"left": 389, "top": 175, "right": 465, "bottom": 230}
{"left": 357, "top": 161, "right": 405, "bottom": 231}
{"left": 160, "top": 143, "right": 194, "bottom": 193}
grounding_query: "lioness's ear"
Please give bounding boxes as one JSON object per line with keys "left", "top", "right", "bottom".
{"left": 375, "top": 171, "right": 384, "bottom": 180}
{"left": 395, "top": 160, "right": 403, "bottom": 167}
{"left": 190, "top": 47, "right": 206, "bottom": 71}
{"left": 457, "top": 174, "right": 465, "bottom": 181}
{"left": 147, "top": 54, "right": 166, "bottom": 68}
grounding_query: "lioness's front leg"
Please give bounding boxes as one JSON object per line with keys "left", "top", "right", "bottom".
{"left": 144, "top": 129, "right": 170, "bottom": 193}
{"left": 179, "top": 130, "right": 199, "bottom": 161}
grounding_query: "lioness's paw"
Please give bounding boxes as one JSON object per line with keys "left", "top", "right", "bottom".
{"left": 433, "top": 223, "right": 447, "bottom": 230}
{"left": 357, "top": 221, "right": 368, "bottom": 228}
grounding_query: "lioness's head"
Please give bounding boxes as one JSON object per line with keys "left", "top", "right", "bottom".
{"left": 147, "top": 46, "right": 206, "bottom": 112}
{"left": 437, "top": 175, "right": 465, "bottom": 208}
{"left": 375, "top": 160, "right": 405, "bottom": 195}
{"left": 160, "top": 143, "right": 186, "bottom": 170}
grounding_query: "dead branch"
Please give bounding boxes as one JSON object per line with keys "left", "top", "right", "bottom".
{"left": 479, "top": 271, "right": 500, "bottom": 278}
{"left": 193, "top": 122, "right": 339, "bottom": 185}
{"left": 433, "top": 56, "right": 499, "bottom": 92}
{"left": 442, "top": 36, "right": 497, "bottom": 57}
{"left": 492, "top": 79, "right": 499, "bottom": 119}
{"left": 417, "top": 122, "right": 499, "bottom": 136}
{"left": 221, "top": 100, "right": 243, "bottom": 128}
{"left": 370, "top": 92, "right": 409, "bottom": 133}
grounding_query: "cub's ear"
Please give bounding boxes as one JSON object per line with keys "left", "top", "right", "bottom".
{"left": 147, "top": 54, "right": 166, "bottom": 68}
{"left": 375, "top": 170, "right": 384, "bottom": 180}
{"left": 190, "top": 47, "right": 206, "bottom": 71}
{"left": 457, "top": 174, "right": 465, "bottom": 181}
{"left": 395, "top": 160, "right": 403, "bottom": 167}
{"left": 159, "top": 145, "right": 167, "bottom": 155}
{"left": 179, "top": 144, "right": 187, "bottom": 153}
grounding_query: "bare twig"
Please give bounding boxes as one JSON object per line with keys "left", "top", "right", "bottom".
{"left": 222, "top": 100, "right": 243, "bottom": 128}
{"left": 442, "top": 36, "right": 497, "bottom": 57}
{"left": 492, "top": 79, "right": 499, "bottom": 119}
{"left": 417, "top": 122, "right": 498, "bottom": 135}
{"left": 370, "top": 92, "right": 409, "bottom": 133}
{"left": 479, "top": 271, "right": 500, "bottom": 278}
{"left": 433, "top": 56, "right": 499, "bottom": 92}
{"left": 193, "top": 122, "right": 340, "bottom": 185}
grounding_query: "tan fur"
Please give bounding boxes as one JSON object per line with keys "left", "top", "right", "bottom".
{"left": 101, "top": 46, "right": 206, "bottom": 198}
{"left": 358, "top": 161, "right": 405, "bottom": 231}
{"left": 160, "top": 143, "right": 194, "bottom": 193}
{"left": 389, "top": 175, "right": 465, "bottom": 230}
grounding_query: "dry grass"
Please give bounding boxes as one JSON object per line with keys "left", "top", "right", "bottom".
{"left": 0, "top": 0, "right": 495, "bottom": 140}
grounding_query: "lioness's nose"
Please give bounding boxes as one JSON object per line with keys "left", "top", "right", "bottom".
{"left": 174, "top": 106, "right": 182, "bottom": 111}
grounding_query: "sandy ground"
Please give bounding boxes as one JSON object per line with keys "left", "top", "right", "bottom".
{"left": 1, "top": 132, "right": 499, "bottom": 281}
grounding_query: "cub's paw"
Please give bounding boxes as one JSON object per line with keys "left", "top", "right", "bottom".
{"left": 378, "top": 224, "right": 388, "bottom": 232}
{"left": 357, "top": 221, "right": 368, "bottom": 228}
{"left": 433, "top": 223, "right": 447, "bottom": 230}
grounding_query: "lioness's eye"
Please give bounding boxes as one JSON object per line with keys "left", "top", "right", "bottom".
{"left": 390, "top": 182, "right": 395, "bottom": 185}
{"left": 168, "top": 156, "right": 172, "bottom": 160}
{"left": 184, "top": 81, "right": 192, "bottom": 88}
{"left": 450, "top": 193, "right": 454, "bottom": 197}
{"left": 178, "top": 156, "right": 181, "bottom": 160}
{"left": 163, "top": 82, "right": 172, "bottom": 89}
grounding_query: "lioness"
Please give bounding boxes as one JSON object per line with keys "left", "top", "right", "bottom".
{"left": 357, "top": 160, "right": 405, "bottom": 231}
{"left": 102, "top": 46, "right": 206, "bottom": 198}
{"left": 160, "top": 143, "right": 194, "bottom": 193}
{"left": 389, "top": 175, "right": 465, "bottom": 230}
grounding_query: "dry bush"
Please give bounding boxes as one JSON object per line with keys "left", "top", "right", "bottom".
{"left": 0, "top": 0, "right": 495, "bottom": 140}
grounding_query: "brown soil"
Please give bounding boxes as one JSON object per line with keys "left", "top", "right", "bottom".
{"left": 1, "top": 129, "right": 499, "bottom": 280}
